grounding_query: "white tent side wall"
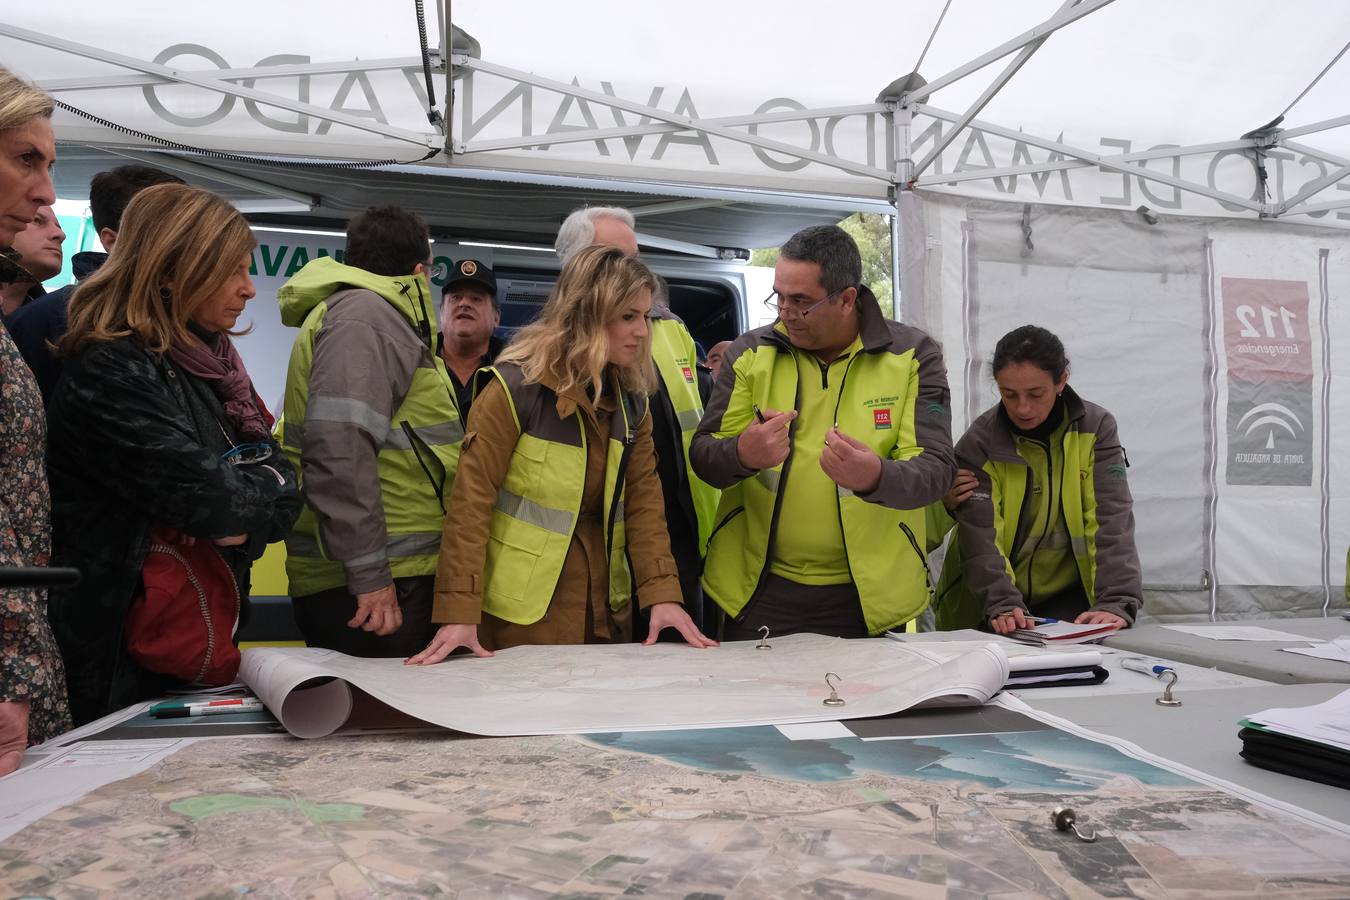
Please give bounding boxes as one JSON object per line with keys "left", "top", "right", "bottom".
{"left": 905, "top": 192, "right": 1349, "bottom": 620}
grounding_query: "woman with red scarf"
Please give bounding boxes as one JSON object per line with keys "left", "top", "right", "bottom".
{"left": 46, "top": 183, "right": 301, "bottom": 725}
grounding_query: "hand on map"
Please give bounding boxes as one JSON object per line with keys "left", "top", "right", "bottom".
{"left": 0, "top": 700, "right": 29, "bottom": 776}
{"left": 737, "top": 408, "right": 796, "bottom": 470}
{"left": 405, "top": 623, "right": 495, "bottom": 665}
{"left": 943, "top": 468, "right": 979, "bottom": 512}
{"left": 643, "top": 602, "right": 719, "bottom": 648}
{"left": 990, "top": 608, "right": 1032, "bottom": 634}
{"left": 1075, "top": 610, "right": 1127, "bottom": 629}
{"left": 349, "top": 584, "right": 403, "bottom": 636}
{"left": 820, "top": 427, "right": 881, "bottom": 494}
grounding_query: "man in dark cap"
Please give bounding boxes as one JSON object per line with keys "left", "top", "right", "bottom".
{"left": 439, "top": 257, "right": 504, "bottom": 417}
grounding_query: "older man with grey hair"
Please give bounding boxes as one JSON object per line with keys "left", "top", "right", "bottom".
{"left": 555, "top": 205, "right": 639, "bottom": 262}
{"left": 554, "top": 205, "right": 720, "bottom": 638}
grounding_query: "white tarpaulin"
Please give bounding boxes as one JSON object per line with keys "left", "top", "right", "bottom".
{"left": 904, "top": 193, "right": 1350, "bottom": 618}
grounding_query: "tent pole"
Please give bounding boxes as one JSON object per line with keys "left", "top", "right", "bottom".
{"left": 630, "top": 199, "right": 733, "bottom": 218}
{"left": 902, "top": 0, "right": 1116, "bottom": 104}
{"left": 0, "top": 23, "right": 436, "bottom": 148}
{"left": 891, "top": 103, "right": 911, "bottom": 323}
{"left": 928, "top": 138, "right": 1257, "bottom": 186}
{"left": 918, "top": 105, "right": 1269, "bottom": 213}
{"left": 1275, "top": 194, "right": 1350, "bottom": 218}
{"left": 1278, "top": 139, "right": 1350, "bottom": 168}
{"left": 450, "top": 0, "right": 461, "bottom": 155}
{"left": 463, "top": 105, "right": 885, "bottom": 155}
{"left": 99, "top": 148, "right": 317, "bottom": 208}
{"left": 890, "top": 204, "right": 902, "bottom": 322}
{"left": 912, "top": 0, "right": 1075, "bottom": 179}
{"left": 39, "top": 58, "right": 420, "bottom": 94}
{"left": 454, "top": 56, "right": 891, "bottom": 182}
{"left": 1275, "top": 162, "right": 1350, "bottom": 215}
{"left": 1278, "top": 113, "right": 1350, "bottom": 141}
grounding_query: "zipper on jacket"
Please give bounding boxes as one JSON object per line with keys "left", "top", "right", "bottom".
{"left": 703, "top": 506, "right": 745, "bottom": 556}
{"left": 734, "top": 359, "right": 803, "bottom": 624}
{"left": 401, "top": 421, "right": 447, "bottom": 513}
{"left": 828, "top": 352, "right": 862, "bottom": 591}
{"left": 1020, "top": 436, "right": 1055, "bottom": 604}
{"left": 898, "top": 521, "right": 937, "bottom": 608}
{"left": 604, "top": 394, "right": 639, "bottom": 558}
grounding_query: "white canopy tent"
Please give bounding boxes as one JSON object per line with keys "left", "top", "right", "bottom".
{"left": 3, "top": 0, "right": 1348, "bottom": 619}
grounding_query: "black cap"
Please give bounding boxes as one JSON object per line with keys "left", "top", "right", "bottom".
{"left": 444, "top": 258, "right": 497, "bottom": 296}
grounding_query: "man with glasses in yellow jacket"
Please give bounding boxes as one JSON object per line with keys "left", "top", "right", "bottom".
{"left": 691, "top": 225, "right": 956, "bottom": 640}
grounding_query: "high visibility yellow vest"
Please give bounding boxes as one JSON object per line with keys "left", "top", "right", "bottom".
{"left": 478, "top": 364, "right": 649, "bottom": 624}
{"left": 648, "top": 312, "right": 720, "bottom": 551}
{"left": 279, "top": 261, "right": 462, "bottom": 596}
{"left": 702, "top": 327, "right": 933, "bottom": 634}
{"left": 934, "top": 415, "right": 1107, "bottom": 631}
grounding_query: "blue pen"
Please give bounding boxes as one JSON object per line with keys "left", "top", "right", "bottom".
{"left": 1026, "top": 615, "right": 1059, "bottom": 625}
{"left": 1120, "top": 657, "right": 1174, "bottom": 678}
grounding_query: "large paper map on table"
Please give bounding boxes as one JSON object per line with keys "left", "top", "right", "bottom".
{"left": 3, "top": 706, "right": 1349, "bottom": 898}
{"left": 241, "top": 634, "right": 1010, "bottom": 738}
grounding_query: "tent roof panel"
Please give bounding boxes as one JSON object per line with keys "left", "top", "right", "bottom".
{"left": 4, "top": 1, "right": 1347, "bottom": 217}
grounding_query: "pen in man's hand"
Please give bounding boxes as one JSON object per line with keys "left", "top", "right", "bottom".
{"left": 753, "top": 404, "right": 768, "bottom": 425}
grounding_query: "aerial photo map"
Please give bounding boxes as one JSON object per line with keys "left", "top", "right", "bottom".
{"left": 3, "top": 712, "right": 1350, "bottom": 898}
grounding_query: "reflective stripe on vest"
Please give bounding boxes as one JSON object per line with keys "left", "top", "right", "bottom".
{"left": 933, "top": 423, "right": 1105, "bottom": 632}
{"left": 494, "top": 488, "right": 574, "bottom": 535}
{"left": 287, "top": 531, "right": 442, "bottom": 563}
{"left": 384, "top": 419, "right": 465, "bottom": 451}
{"left": 478, "top": 365, "right": 648, "bottom": 625}
{"left": 281, "top": 279, "right": 462, "bottom": 596}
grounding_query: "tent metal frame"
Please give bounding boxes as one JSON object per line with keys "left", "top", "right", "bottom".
{"left": 443, "top": 2, "right": 1350, "bottom": 223}
{"left": 1, "top": 23, "right": 438, "bottom": 149}
{"left": 8, "top": 6, "right": 1350, "bottom": 222}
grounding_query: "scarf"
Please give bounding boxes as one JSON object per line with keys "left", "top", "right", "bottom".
{"left": 1008, "top": 396, "right": 1066, "bottom": 443}
{"left": 169, "top": 326, "right": 275, "bottom": 442}
{"left": 0, "top": 247, "right": 33, "bottom": 287}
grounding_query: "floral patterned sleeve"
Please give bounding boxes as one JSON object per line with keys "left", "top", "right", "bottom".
{"left": 0, "top": 322, "right": 71, "bottom": 744}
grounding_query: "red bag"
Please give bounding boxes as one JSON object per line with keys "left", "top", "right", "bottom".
{"left": 125, "top": 526, "right": 242, "bottom": 685}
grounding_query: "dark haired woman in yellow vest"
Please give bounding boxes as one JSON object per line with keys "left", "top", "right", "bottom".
{"left": 934, "top": 325, "right": 1141, "bottom": 635}
{"left": 408, "top": 246, "right": 716, "bottom": 663}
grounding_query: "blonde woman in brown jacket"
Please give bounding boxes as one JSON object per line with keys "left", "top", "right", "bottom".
{"left": 408, "top": 247, "right": 717, "bottom": 663}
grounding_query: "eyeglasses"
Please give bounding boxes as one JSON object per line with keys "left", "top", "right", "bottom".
{"left": 762, "top": 287, "right": 847, "bottom": 320}
{"left": 222, "top": 442, "right": 274, "bottom": 466}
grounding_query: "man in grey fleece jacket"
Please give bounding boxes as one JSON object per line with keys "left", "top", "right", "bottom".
{"left": 279, "top": 207, "right": 462, "bottom": 657}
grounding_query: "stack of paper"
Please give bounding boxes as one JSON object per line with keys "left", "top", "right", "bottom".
{"left": 886, "top": 633, "right": 1109, "bottom": 689}
{"left": 1281, "top": 637, "right": 1350, "bottom": 666}
{"left": 1240, "top": 688, "right": 1350, "bottom": 788}
{"left": 1161, "top": 624, "right": 1326, "bottom": 642}
{"left": 1010, "top": 620, "right": 1122, "bottom": 646}
{"left": 1004, "top": 648, "right": 1109, "bottom": 688}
